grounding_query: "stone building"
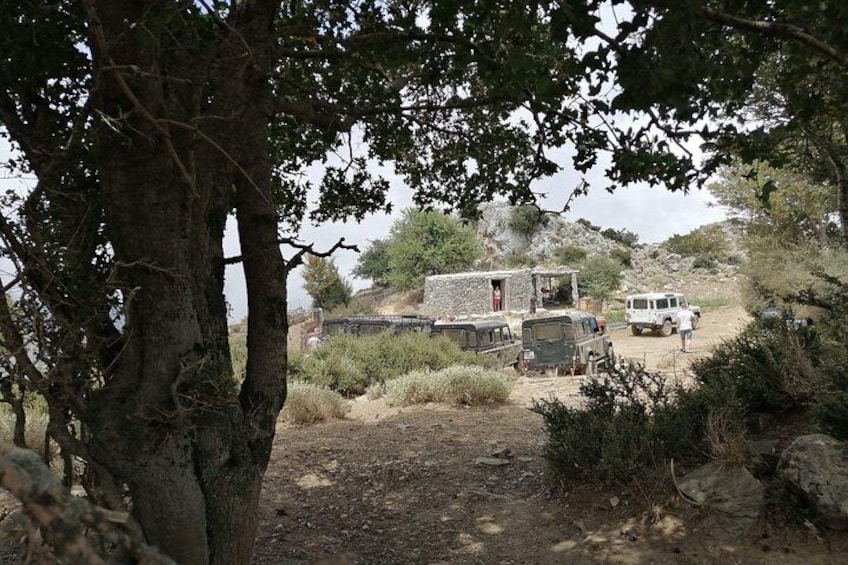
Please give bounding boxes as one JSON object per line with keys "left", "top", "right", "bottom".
{"left": 423, "top": 267, "right": 579, "bottom": 318}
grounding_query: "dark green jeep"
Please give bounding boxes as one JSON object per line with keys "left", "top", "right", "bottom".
{"left": 431, "top": 320, "right": 522, "bottom": 368}
{"left": 322, "top": 315, "right": 434, "bottom": 338}
{"left": 521, "top": 311, "right": 613, "bottom": 375}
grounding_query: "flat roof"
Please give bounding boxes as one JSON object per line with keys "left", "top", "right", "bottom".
{"left": 625, "top": 292, "right": 685, "bottom": 299}
{"left": 425, "top": 266, "right": 577, "bottom": 281}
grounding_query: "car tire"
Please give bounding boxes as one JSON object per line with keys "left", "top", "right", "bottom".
{"left": 660, "top": 320, "right": 673, "bottom": 337}
{"left": 630, "top": 325, "right": 642, "bottom": 336}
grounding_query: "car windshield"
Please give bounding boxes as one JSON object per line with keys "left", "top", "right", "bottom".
{"left": 532, "top": 322, "right": 562, "bottom": 340}
{"left": 323, "top": 322, "right": 345, "bottom": 336}
{"left": 358, "top": 324, "right": 389, "bottom": 336}
{"left": 436, "top": 329, "right": 466, "bottom": 347}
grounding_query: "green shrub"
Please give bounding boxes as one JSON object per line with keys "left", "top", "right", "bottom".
{"left": 600, "top": 228, "right": 639, "bottom": 247}
{"left": 504, "top": 250, "right": 536, "bottom": 267}
{"left": 326, "top": 295, "right": 378, "bottom": 318}
{"left": 692, "top": 256, "right": 717, "bottom": 270}
{"left": 282, "top": 382, "right": 350, "bottom": 424}
{"left": 690, "top": 323, "right": 822, "bottom": 414}
{"left": 603, "top": 309, "right": 626, "bottom": 323}
{"left": 609, "top": 247, "right": 633, "bottom": 267}
{"left": 688, "top": 296, "right": 730, "bottom": 310}
{"left": 531, "top": 362, "right": 713, "bottom": 486}
{"left": 576, "top": 218, "right": 601, "bottom": 232}
{"left": 386, "top": 365, "right": 512, "bottom": 407}
{"left": 666, "top": 226, "right": 729, "bottom": 262}
{"left": 230, "top": 334, "right": 247, "bottom": 381}
{"left": 578, "top": 256, "right": 623, "bottom": 302}
{"left": 300, "top": 332, "right": 495, "bottom": 395}
{"left": 552, "top": 245, "right": 587, "bottom": 265}
{"left": 509, "top": 205, "right": 548, "bottom": 236}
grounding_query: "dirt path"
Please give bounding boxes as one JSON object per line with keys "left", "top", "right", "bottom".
{"left": 254, "top": 305, "right": 848, "bottom": 564}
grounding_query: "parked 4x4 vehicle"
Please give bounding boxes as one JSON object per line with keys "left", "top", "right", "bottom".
{"left": 521, "top": 311, "right": 613, "bottom": 375}
{"left": 322, "top": 315, "right": 434, "bottom": 338}
{"left": 431, "top": 320, "right": 522, "bottom": 368}
{"left": 625, "top": 292, "right": 701, "bottom": 337}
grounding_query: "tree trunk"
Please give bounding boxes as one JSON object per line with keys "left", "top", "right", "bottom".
{"left": 78, "top": 2, "right": 286, "bottom": 563}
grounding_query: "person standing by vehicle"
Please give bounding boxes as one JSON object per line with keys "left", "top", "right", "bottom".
{"left": 492, "top": 286, "right": 502, "bottom": 311}
{"left": 676, "top": 303, "right": 695, "bottom": 353}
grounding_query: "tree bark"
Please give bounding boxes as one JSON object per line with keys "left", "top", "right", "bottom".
{"left": 76, "top": 2, "right": 285, "bottom": 563}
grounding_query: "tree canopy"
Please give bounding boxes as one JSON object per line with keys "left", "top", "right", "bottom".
{"left": 384, "top": 209, "right": 481, "bottom": 290}
{"left": 302, "top": 256, "right": 353, "bottom": 310}
{"left": 1, "top": 1, "right": 847, "bottom": 563}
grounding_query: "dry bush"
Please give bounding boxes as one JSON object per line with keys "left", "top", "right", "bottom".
{"left": 705, "top": 406, "right": 750, "bottom": 466}
{"left": 282, "top": 382, "right": 350, "bottom": 425}
{"left": 0, "top": 403, "right": 51, "bottom": 459}
{"left": 386, "top": 365, "right": 512, "bottom": 407}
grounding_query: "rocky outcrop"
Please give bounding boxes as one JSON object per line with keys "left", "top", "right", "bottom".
{"left": 778, "top": 433, "right": 848, "bottom": 530}
{"left": 472, "top": 203, "right": 743, "bottom": 305}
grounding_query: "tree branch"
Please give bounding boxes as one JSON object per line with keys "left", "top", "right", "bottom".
{"left": 702, "top": 7, "right": 848, "bottom": 69}
{"left": 283, "top": 237, "right": 359, "bottom": 272}
{"left": 0, "top": 444, "right": 176, "bottom": 564}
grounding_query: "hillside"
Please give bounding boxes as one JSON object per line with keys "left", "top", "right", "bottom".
{"left": 367, "top": 203, "right": 745, "bottom": 316}
{"left": 473, "top": 203, "right": 744, "bottom": 306}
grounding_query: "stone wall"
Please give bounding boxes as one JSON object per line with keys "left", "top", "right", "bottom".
{"left": 423, "top": 269, "right": 535, "bottom": 318}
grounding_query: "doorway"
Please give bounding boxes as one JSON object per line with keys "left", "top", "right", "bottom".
{"left": 491, "top": 279, "right": 505, "bottom": 312}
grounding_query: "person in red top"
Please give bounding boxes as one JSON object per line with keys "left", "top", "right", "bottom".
{"left": 492, "top": 286, "right": 502, "bottom": 311}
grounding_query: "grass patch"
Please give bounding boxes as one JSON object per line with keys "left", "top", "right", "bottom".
{"left": 282, "top": 382, "right": 350, "bottom": 425}
{"left": 603, "top": 309, "right": 626, "bottom": 323}
{"left": 299, "top": 331, "right": 496, "bottom": 396}
{"left": 689, "top": 296, "right": 731, "bottom": 310}
{"left": 386, "top": 365, "right": 512, "bottom": 407}
{"left": 0, "top": 400, "right": 51, "bottom": 459}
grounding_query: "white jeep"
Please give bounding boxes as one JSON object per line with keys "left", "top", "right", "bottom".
{"left": 625, "top": 292, "right": 700, "bottom": 337}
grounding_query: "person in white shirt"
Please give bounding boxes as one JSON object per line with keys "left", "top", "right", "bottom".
{"left": 676, "top": 303, "right": 696, "bottom": 353}
{"left": 306, "top": 331, "right": 322, "bottom": 352}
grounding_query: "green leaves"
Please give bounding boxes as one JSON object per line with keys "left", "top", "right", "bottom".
{"left": 383, "top": 209, "right": 480, "bottom": 290}
{"left": 302, "top": 255, "right": 353, "bottom": 310}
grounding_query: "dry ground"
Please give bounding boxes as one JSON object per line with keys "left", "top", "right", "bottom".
{"left": 254, "top": 305, "right": 848, "bottom": 564}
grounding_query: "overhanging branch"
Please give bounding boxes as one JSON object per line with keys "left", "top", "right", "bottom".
{"left": 702, "top": 7, "right": 848, "bottom": 69}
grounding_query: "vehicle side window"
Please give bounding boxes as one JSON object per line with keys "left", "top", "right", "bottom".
{"left": 522, "top": 328, "right": 532, "bottom": 342}
{"left": 479, "top": 331, "right": 493, "bottom": 346}
{"left": 669, "top": 297, "right": 678, "bottom": 308}
{"left": 589, "top": 318, "right": 598, "bottom": 333}
{"left": 468, "top": 332, "right": 478, "bottom": 347}
{"left": 626, "top": 299, "right": 631, "bottom": 308}
{"left": 633, "top": 299, "right": 648, "bottom": 309}
{"left": 657, "top": 299, "right": 669, "bottom": 309}
{"left": 493, "top": 327, "right": 502, "bottom": 343}
{"left": 503, "top": 326, "right": 512, "bottom": 340}
{"left": 581, "top": 320, "right": 591, "bottom": 335}
{"left": 562, "top": 324, "right": 575, "bottom": 340}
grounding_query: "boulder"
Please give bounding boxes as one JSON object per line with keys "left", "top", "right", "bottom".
{"left": 777, "top": 433, "right": 848, "bottom": 530}
{"left": 676, "top": 461, "right": 764, "bottom": 540}
{"left": 676, "top": 461, "right": 764, "bottom": 519}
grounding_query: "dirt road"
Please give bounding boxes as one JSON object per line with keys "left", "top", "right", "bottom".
{"left": 249, "top": 305, "right": 848, "bottom": 565}
{"left": 508, "top": 304, "right": 751, "bottom": 408}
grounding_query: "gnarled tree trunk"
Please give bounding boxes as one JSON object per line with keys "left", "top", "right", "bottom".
{"left": 78, "top": 2, "right": 287, "bottom": 563}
